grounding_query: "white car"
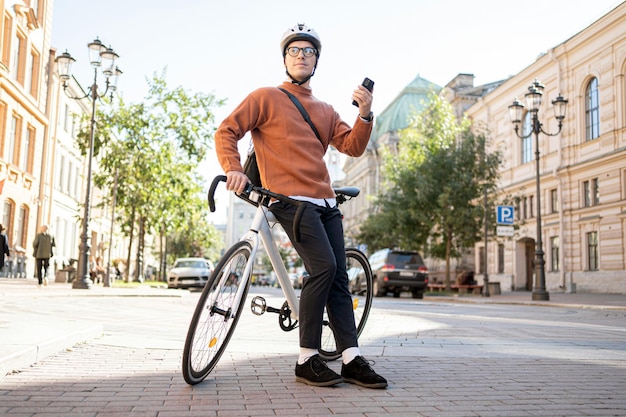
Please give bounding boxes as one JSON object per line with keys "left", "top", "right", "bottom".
{"left": 167, "top": 257, "right": 214, "bottom": 289}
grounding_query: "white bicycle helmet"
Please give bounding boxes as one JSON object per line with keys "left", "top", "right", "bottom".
{"left": 280, "top": 23, "right": 322, "bottom": 85}
{"left": 280, "top": 23, "right": 322, "bottom": 56}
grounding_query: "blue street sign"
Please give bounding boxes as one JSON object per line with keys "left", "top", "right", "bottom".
{"left": 497, "top": 205, "right": 514, "bottom": 225}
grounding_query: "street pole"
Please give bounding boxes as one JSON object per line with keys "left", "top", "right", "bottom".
{"left": 73, "top": 75, "right": 98, "bottom": 289}
{"left": 104, "top": 168, "right": 118, "bottom": 287}
{"left": 483, "top": 140, "right": 490, "bottom": 297}
{"left": 531, "top": 121, "right": 548, "bottom": 301}
{"left": 55, "top": 39, "right": 121, "bottom": 290}
{"left": 508, "top": 79, "right": 567, "bottom": 301}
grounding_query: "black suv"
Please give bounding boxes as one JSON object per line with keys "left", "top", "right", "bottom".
{"left": 368, "top": 249, "right": 429, "bottom": 298}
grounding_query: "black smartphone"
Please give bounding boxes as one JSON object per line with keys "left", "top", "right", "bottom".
{"left": 352, "top": 77, "right": 375, "bottom": 107}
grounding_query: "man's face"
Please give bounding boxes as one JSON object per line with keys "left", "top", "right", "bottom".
{"left": 284, "top": 40, "right": 317, "bottom": 82}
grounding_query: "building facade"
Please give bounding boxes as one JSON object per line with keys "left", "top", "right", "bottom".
{"left": 340, "top": 3, "right": 626, "bottom": 294}
{"left": 0, "top": 0, "right": 53, "bottom": 276}
{"left": 1, "top": 1, "right": 130, "bottom": 282}
{"left": 465, "top": 3, "right": 626, "bottom": 294}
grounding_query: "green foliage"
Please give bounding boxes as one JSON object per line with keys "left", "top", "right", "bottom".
{"left": 358, "top": 92, "right": 502, "bottom": 282}
{"left": 79, "top": 70, "right": 226, "bottom": 263}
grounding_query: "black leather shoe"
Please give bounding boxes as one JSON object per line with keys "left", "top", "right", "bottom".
{"left": 341, "top": 356, "right": 387, "bottom": 388}
{"left": 295, "top": 355, "right": 342, "bottom": 387}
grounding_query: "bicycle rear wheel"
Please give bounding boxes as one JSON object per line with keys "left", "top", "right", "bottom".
{"left": 182, "top": 241, "right": 252, "bottom": 385}
{"left": 319, "top": 247, "right": 373, "bottom": 360}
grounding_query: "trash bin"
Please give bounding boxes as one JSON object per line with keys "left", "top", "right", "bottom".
{"left": 55, "top": 270, "right": 69, "bottom": 283}
{"left": 488, "top": 282, "right": 501, "bottom": 295}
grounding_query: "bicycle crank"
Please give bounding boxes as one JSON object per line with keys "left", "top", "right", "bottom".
{"left": 278, "top": 301, "right": 298, "bottom": 332}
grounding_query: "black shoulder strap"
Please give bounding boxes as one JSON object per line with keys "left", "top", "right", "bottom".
{"left": 278, "top": 87, "right": 322, "bottom": 143}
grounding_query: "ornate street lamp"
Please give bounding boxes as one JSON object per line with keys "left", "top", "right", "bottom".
{"left": 509, "top": 79, "right": 567, "bottom": 301}
{"left": 55, "top": 38, "right": 122, "bottom": 289}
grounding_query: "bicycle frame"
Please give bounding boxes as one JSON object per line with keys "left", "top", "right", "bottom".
{"left": 232, "top": 192, "right": 299, "bottom": 321}
{"left": 183, "top": 176, "right": 373, "bottom": 385}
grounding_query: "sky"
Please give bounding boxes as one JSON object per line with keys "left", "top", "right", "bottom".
{"left": 51, "top": 0, "right": 623, "bottom": 222}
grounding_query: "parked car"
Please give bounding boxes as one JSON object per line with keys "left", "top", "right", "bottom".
{"left": 167, "top": 257, "right": 214, "bottom": 289}
{"left": 368, "top": 248, "right": 429, "bottom": 298}
{"left": 294, "top": 271, "right": 309, "bottom": 289}
{"left": 347, "top": 266, "right": 368, "bottom": 295}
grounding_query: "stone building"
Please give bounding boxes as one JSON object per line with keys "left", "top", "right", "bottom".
{"left": 465, "top": 2, "right": 626, "bottom": 294}
{"left": 340, "top": 3, "right": 626, "bottom": 294}
{"left": 0, "top": 1, "right": 130, "bottom": 283}
{"left": 0, "top": 1, "right": 54, "bottom": 276}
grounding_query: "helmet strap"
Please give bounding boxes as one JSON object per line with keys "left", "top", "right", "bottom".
{"left": 286, "top": 67, "right": 316, "bottom": 85}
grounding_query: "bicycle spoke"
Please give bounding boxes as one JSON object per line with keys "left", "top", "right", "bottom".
{"left": 182, "top": 242, "right": 252, "bottom": 385}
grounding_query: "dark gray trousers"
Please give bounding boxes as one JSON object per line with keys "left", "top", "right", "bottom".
{"left": 269, "top": 201, "right": 358, "bottom": 352}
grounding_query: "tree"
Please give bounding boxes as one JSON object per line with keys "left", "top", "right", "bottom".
{"left": 358, "top": 93, "right": 501, "bottom": 287}
{"left": 78, "top": 71, "right": 225, "bottom": 280}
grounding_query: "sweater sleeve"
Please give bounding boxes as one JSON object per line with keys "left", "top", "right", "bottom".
{"left": 215, "top": 93, "right": 262, "bottom": 174}
{"left": 329, "top": 114, "right": 373, "bottom": 157}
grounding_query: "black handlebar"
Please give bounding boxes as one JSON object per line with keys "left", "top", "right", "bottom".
{"left": 207, "top": 176, "right": 359, "bottom": 243}
{"left": 207, "top": 175, "right": 227, "bottom": 212}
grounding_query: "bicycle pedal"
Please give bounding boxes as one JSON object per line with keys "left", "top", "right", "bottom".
{"left": 251, "top": 296, "right": 267, "bottom": 315}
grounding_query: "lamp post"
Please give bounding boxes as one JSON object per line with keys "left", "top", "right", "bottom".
{"left": 508, "top": 79, "right": 568, "bottom": 301}
{"left": 55, "top": 38, "right": 122, "bottom": 289}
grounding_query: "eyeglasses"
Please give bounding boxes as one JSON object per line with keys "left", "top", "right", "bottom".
{"left": 286, "top": 46, "right": 317, "bottom": 57}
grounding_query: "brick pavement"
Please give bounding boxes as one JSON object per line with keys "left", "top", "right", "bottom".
{"left": 1, "top": 277, "right": 625, "bottom": 416}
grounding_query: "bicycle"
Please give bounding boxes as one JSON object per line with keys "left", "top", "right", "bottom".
{"left": 182, "top": 175, "right": 374, "bottom": 385}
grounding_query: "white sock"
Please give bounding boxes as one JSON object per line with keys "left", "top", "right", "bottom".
{"left": 342, "top": 347, "right": 361, "bottom": 365}
{"left": 297, "top": 348, "right": 319, "bottom": 365}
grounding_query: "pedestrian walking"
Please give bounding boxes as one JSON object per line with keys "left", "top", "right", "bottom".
{"left": 0, "top": 224, "right": 10, "bottom": 276}
{"left": 32, "top": 225, "right": 55, "bottom": 286}
{"left": 215, "top": 23, "right": 386, "bottom": 388}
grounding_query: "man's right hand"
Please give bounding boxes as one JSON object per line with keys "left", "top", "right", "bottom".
{"left": 225, "top": 171, "right": 250, "bottom": 194}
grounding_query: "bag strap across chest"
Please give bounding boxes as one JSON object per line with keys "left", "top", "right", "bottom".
{"left": 278, "top": 87, "right": 322, "bottom": 144}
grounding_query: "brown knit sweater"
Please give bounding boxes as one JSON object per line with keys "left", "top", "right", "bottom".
{"left": 215, "top": 82, "right": 373, "bottom": 199}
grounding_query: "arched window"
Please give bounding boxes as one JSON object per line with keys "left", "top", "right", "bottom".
{"left": 521, "top": 111, "right": 532, "bottom": 164}
{"left": 585, "top": 78, "right": 600, "bottom": 141}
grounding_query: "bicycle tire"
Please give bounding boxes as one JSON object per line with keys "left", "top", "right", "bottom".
{"left": 182, "top": 241, "right": 252, "bottom": 385}
{"left": 319, "top": 247, "right": 373, "bottom": 360}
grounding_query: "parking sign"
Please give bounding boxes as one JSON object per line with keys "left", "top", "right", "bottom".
{"left": 497, "top": 206, "right": 514, "bottom": 225}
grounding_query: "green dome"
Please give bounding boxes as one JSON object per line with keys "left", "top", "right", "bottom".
{"left": 371, "top": 74, "right": 441, "bottom": 145}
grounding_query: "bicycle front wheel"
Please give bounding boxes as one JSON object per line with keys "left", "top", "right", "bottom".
{"left": 319, "top": 247, "right": 373, "bottom": 360}
{"left": 182, "top": 241, "right": 252, "bottom": 385}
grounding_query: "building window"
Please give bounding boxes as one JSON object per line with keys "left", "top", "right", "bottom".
{"left": 8, "top": 114, "right": 22, "bottom": 165}
{"left": 19, "top": 125, "right": 35, "bottom": 173}
{"left": 550, "top": 189, "right": 559, "bottom": 213}
{"left": 529, "top": 195, "right": 534, "bottom": 218}
{"left": 25, "top": 49, "right": 40, "bottom": 97}
{"left": 550, "top": 236, "right": 559, "bottom": 272}
{"left": 3, "top": 200, "right": 14, "bottom": 241}
{"left": 583, "top": 178, "right": 599, "bottom": 207}
{"left": 521, "top": 112, "right": 532, "bottom": 164}
{"left": 63, "top": 104, "right": 71, "bottom": 131}
{"left": 497, "top": 244, "right": 504, "bottom": 274}
{"left": 2, "top": 14, "right": 12, "bottom": 67}
{"left": 0, "top": 101, "right": 6, "bottom": 155}
{"left": 13, "top": 32, "right": 27, "bottom": 85}
{"left": 16, "top": 205, "right": 28, "bottom": 248}
{"left": 586, "top": 231, "right": 598, "bottom": 271}
{"left": 56, "top": 154, "right": 65, "bottom": 190}
{"left": 585, "top": 78, "right": 600, "bottom": 141}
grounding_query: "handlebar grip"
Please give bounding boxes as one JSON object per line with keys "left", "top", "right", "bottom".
{"left": 293, "top": 203, "right": 307, "bottom": 243}
{"left": 208, "top": 175, "right": 227, "bottom": 212}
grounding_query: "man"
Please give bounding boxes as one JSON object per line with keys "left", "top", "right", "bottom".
{"left": 215, "top": 23, "right": 386, "bottom": 388}
{"left": 0, "top": 224, "right": 9, "bottom": 275}
{"left": 32, "top": 225, "right": 55, "bottom": 286}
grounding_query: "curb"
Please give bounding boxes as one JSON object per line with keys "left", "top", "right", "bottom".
{"left": 1, "top": 324, "right": 103, "bottom": 380}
